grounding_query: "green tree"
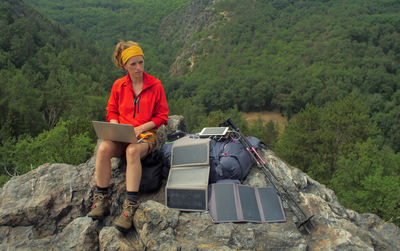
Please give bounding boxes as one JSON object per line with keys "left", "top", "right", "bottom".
{"left": 331, "top": 139, "right": 400, "bottom": 225}
{"left": 3, "top": 70, "right": 45, "bottom": 136}
{"left": 9, "top": 119, "right": 95, "bottom": 175}
{"left": 247, "top": 117, "right": 279, "bottom": 149}
{"left": 275, "top": 95, "right": 379, "bottom": 184}
{"left": 196, "top": 107, "right": 248, "bottom": 133}
{"left": 168, "top": 97, "right": 206, "bottom": 133}
{"left": 374, "top": 90, "right": 400, "bottom": 152}
{"left": 275, "top": 103, "right": 321, "bottom": 173}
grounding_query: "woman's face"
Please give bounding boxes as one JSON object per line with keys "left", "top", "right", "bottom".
{"left": 124, "top": 55, "right": 144, "bottom": 78}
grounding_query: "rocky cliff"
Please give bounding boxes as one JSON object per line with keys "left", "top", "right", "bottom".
{"left": 160, "top": 0, "right": 224, "bottom": 76}
{"left": 1, "top": 115, "right": 399, "bottom": 250}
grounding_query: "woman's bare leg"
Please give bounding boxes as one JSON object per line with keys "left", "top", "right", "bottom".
{"left": 125, "top": 143, "right": 149, "bottom": 191}
{"left": 95, "top": 140, "right": 126, "bottom": 188}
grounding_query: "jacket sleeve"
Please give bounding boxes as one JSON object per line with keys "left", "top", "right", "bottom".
{"left": 106, "top": 82, "right": 120, "bottom": 122}
{"left": 151, "top": 83, "right": 169, "bottom": 128}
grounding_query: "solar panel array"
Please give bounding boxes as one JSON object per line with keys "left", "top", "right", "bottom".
{"left": 166, "top": 137, "right": 211, "bottom": 211}
{"left": 209, "top": 183, "right": 286, "bottom": 223}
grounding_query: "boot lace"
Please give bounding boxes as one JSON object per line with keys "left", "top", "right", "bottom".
{"left": 123, "top": 200, "right": 139, "bottom": 215}
{"left": 91, "top": 193, "right": 106, "bottom": 203}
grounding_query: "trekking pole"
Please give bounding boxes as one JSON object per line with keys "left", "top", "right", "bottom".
{"left": 221, "top": 118, "right": 314, "bottom": 234}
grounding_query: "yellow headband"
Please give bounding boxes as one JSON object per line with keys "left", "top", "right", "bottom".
{"left": 121, "top": 45, "right": 144, "bottom": 65}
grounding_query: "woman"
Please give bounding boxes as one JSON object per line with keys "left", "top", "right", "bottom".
{"left": 87, "top": 41, "right": 169, "bottom": 232}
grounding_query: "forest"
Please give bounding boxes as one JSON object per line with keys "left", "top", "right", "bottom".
{"left": 0, "top": 0, "right": 399, "bottom": 226}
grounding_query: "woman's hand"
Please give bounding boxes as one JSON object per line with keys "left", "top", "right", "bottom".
{"left": 134, "top": 121, "right": 156, "bottom": 137}
{"left": 134, "top": 126, "right": 144, "bottom": 138}
{"left": 110, "top": 119, "right": 118, "bottom": 124}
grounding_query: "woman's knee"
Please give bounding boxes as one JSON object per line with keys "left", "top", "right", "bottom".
{"left": 97, "top": 141, "right": 118, "bottom": 158}
{"left": 125, "top": 144, "right": 141, "bottom": 158}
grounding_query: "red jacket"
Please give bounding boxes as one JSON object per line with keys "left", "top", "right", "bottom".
{"left": 106, "top": 72, "right": 169, "bottom": 128}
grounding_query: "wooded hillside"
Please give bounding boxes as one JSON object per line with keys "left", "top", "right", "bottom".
{"left": 1, "top": 0, "right": 399, "bottom": 225}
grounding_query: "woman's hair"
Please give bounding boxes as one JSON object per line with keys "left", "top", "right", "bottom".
{"left": 113, "top": 40, "right": 140, "bottom": 69}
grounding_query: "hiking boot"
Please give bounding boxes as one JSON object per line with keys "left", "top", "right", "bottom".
{"left": 87, "top": 193, "right": 110, "bottom": 220}
{"left": 113, "top": 199, "right": 140, "bottom": 232}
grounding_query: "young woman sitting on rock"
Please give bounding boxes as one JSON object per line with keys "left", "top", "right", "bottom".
{"left": 87, "top": 40, "right": 169, "bottom": 232}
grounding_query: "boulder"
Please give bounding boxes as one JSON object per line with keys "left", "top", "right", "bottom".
{"left": 1, "top": 115, "right": 399, "bottom": 250}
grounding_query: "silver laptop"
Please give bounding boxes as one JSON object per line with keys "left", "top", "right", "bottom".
{"left": 92, "top": 121, "right": 137, "bottom": 143}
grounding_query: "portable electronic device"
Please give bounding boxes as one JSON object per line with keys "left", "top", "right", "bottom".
{"left": 92, "top": 121, "right": 137, "bottom": 143}
{"left": 198, "top": 127, "right": 229, "bottom": 138}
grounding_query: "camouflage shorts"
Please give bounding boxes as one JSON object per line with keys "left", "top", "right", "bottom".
{"left": 139, "top": 128, "right": 158, "bottom": 154}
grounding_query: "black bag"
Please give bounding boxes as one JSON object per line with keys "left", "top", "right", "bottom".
{"left": 139, "top": 149, "right": 163, "bottom": 193}
{"left": 160, "top": 142, "right": 173, "bottom": 179}
{"left": 118, "top": 150, "right": 163, "bottom": 193}
{"left": 209, "top": 138, "right": 254, "bottom": 184}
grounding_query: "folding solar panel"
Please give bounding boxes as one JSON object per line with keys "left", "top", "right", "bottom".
{"left": 170, "top": 137, "right": 210, "bottom": 167}
{"left": 166, "top": 137, "right": 211, "bottom": 211}
{"left": 167, "top": 167, "right": 209, "bottom": 187}
{"left": 208, "top": 183, "right": 286, "bottom": 223}
{"left": 210, "top": 183, "right": 238, "bottom": 222}
{"left": 238, "top": 185, "right": 262, "bottom": 222}
{"left": 166, "top": 167, "right": 209, "bottom": 211}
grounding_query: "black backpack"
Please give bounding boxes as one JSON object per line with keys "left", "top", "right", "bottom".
{"left": 139, "top": 149, "right": 164, "bottom": 193}
{"left": 119, "top": 149, "right": 164, "bottom": 193}
{"left": 209, "top": 138, "right": 254, "bottom": 183}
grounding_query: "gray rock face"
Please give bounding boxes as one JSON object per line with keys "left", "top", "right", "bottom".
{"left": 1, "top": 115, "right": 399, "bottom": 250}
{"left": 160, "top": 0, "right": 221, "bottom": 44}
{"left": 160, "top": 0, "right": 225, "bottom": 76}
